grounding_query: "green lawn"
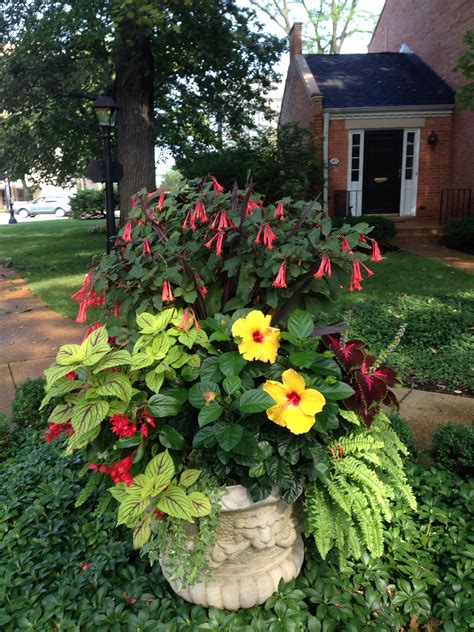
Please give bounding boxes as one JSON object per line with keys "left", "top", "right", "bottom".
{"left": 0, "top": 220, "right": 104, "bottom": 319}
{"left": 1, "top": 221, "right": 472, "bottom": 393}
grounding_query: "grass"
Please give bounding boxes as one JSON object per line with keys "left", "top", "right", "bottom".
{"left": 0, "top": 219, "right": 104, "bottom": 319}
{"left": 0, "top": 221, "right": 472, "bottom": 393}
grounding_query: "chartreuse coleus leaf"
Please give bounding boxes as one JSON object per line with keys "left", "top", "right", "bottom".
{"left": 44, "top": 364, "right": 80, "bottom": 389}
{"left": 81, "top": 326, "right": 111, "bottom": 366}
{"left": 56, "top": 344, "right": 85, "bottom": 366}
{"left": 40, "top": 379, "right": 81, "bottom": 409}
{"left": 155, "top": 485, "right": 195, "bottom": 521}
{"left": 95, "top": 373, "right": 132, "bottom": 402}
{"left": 187, "top": 492, "right": 212, "bottom": 517}
{"left": 65, "top": 424, "right": 101, "bottom": 453}
{"left": 133, "top": 515, "right": 153, "bottom": 548}
{"left": 70, "top": 400, "right": 109, "bottom": 436}
{"left": 180, "top": 469, "right": 201, "bottom": 487}
{"left": 145, "top": 367, "right": 165, "bottom": 393}
{"left": 136, "top": 310, "right": 176, "bottom": 335}
{"left": 92, "top": 350, "right": 133, "bottom": 373}
{"left": 117, "top": 496, "right": 149, "bottom": 528}
{"left": 48, "top": 402, "right": 75, "bottom": 424}
{"left": 145, "top": 450, "right": 175, "bottom": 494}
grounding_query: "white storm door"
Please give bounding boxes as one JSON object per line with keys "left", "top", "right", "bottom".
{"left": 347, "top": 130, "right": 364, "bottom": 216}
{"left": 400, "top": 129, "right": 420, "bottom": 216}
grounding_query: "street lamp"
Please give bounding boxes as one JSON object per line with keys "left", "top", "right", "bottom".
{"left": 5, "top": 177, "right": 17, "bottom": 224}
{"left": 93, "top": 95, "right": 119, "bottom": 253}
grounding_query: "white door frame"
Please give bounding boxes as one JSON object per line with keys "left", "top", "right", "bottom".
{"left": 347, "top": 130, "right": 364, "bottom": 216}
{"left": 399, "top": 128, "right": 420, "bottom": 216}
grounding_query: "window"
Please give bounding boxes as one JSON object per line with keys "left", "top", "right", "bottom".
{"left": 405, "top": 132, "right": 415, "bottom": 180}
{"left": 351, "top": 134, "right": 361, "bottom": 182}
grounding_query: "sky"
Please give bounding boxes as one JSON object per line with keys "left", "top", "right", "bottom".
{"left": 156, "top": 0, "right": 386, "bottom": 180}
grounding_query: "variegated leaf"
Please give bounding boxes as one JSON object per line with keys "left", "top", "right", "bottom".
{"left": 188, "top": 492, "right": 212, "bottom": 517}
{"left": 71, "top": 400, "right": 109, "bottom": 436}
{"left": 133, "top": 515, "right": 153, "bottom": 548}
{"left": 81, "top": 326, "right": 111, "bottom": 366}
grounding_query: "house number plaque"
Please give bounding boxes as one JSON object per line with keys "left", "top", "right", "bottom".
{"left": 329, "top": 157, "right": 340, "bottom": 165}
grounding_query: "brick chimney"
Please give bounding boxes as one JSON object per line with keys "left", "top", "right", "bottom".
{"left": 288, "top": 23, "right": 303, "bottom": 56}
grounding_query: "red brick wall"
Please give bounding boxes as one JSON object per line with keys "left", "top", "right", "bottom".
{"left": 280, "top": 60, "right": 316, "bottom": 130}
{"left": 326, "top": 117, "right": 452, "bottom": 219}
{"left": 369, "top": 0, "right": 474, "bottom": 188}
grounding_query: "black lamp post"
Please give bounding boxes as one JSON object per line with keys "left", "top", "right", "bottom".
{"left": 5, "top": 177, "right": 17, "bottom": 224}
{"left": 93, "top": 96, "right": 119, "bottom": 253}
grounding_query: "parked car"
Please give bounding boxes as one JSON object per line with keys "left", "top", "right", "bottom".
{"left": 13, "top": 195, "right": 72, "bottom": 218}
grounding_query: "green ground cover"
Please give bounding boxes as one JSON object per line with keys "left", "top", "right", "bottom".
{"left": 0, "top": 221, "right": 472, "bottom": 393}
{"left": 0, "top": 220, "right": 103, "bottom": 319}
{"left": 0, "top": 428, "right": 472, "bottom": 631}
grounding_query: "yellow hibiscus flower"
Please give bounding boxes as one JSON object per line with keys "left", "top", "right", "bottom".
{"left": 231, "top": 310, "right": 280, "bottom": 363}
{"left": 262, "top": 369, "right": 326, "bottom": 434}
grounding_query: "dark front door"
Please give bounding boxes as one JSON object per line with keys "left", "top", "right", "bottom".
{"left": 363, "top": 130, "right": 403, "bottom": 214}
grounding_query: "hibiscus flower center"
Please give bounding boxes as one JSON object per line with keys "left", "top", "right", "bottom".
{"left": 286, "top": 391, "right": 301, "bottom": 407}
{"left": 252, "top": 329, "right": 265, "bottom": 343}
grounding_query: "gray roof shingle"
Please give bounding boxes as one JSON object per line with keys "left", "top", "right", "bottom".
{"left": 304, "top": 52, "right": 455, "bottom": 109}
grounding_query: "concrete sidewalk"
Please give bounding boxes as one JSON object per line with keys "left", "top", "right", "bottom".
{"left": 391, "top": 238, "right": 474, "bottom": 274}
{"left": 0, "top": 266, "right": 86, "bottom": 416}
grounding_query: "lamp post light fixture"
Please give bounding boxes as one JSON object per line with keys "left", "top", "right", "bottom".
{"left": 5, "top": 177, "right": 17, "bottom": 225}
{"left": 93, "top": 95, "right": 119, "bottom": 253}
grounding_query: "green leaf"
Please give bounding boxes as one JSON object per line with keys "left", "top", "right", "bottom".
{"left": 288, "top": 310, "right": 314, "bottom": 339}
{"left": 289, "top": 350, "right": 317, "bottom": 368}
{"left": 81, "top": 326, "right": 111, "bottom": 366}
{"left": 136, "top": 310, "right": 174, "bottom": 334}
{"left": 181, "top": 365, "right": 200, "bottom": 381}
{"left": 117, "top": 497, "right": 149, "bottom": 527}
{"left": 130, "top": 352, "right": 155, "bottom": 370}
{"left": 159, "top": 425, "right": 188, "bottom": 450}
{"left": 319, "top": 382, "right": 355, "bottom": 401}
{"left": 71, "top": 400, "right": 109, "bottom": 435}
{"left": 145, "top": 450, "right": 175, "bottom": 490}
{"left": 48, "top": 402, "right": 75, "bottom": 424}
{"left": 180, "top": 469, "right": 201, "bottom": 487}
{"left": 266, "top": 457, "right": 294, "bottom": 488}
{"left": 193, "top": 426, "right": 216, "bottom": 448}
{"left": 223, "top": 375, "right": 241, "bottom": 396}
{"left": 156, "top": 486, "right": 194, "bottom": 521}
{"left": 133, "top": 515, "right": 152, "bottom": 548}
{"left": 188, "top": 491, "right": 212, "bottom": 517}
{"left": 312, "top": 355, "right": 342, "bottom": 378}
{"left": 198, "top": 401, "right": 223, "bottom": 427}
{"left": 116, "top": 435, "right": 143, "bottom": 449}
{"left": 215, "top": 423, "right": 243, "bottom": 452}
{"left": 108, "top": 484, "right": 129, "bottom": 503}
{"left": 339, "top": 410, "right": 361, "bottom": 425}
{"left": 96, "top": 373, "right": 132, "bottom": 402}
{"left": 218, "top": 351, "right": 247, "bottom": 376}
{"left": 44, "top": 364, "right": 80, "bottom": 389}
{"left": 200, "top": 357, "right": 222, "bottom": 382}
{"left": 65, "top": 424, "right": 101, "bottom": 452}
{"left": 145, "top": 367, "right": 165, "bottom": 393}
{"left": 188, "top": 381, "right": 220, "bottom": 409}
{"left": 93, "top": 350, "right": 133, "bottom": 372}
{"left": 148, "top": 393, "right": 183, "bottom": 417}
{"left": 56, "top": 344, "right": 85, "bottom": 366}
{"left": 239, "top": 388, "right": 274, "bottom": 413}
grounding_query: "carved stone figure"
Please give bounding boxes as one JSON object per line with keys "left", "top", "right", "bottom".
{"left": 160, "top": 485, "right": 304, "bottom": 610}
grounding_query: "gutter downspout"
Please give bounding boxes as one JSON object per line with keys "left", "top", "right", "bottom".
{"left": 323, "top": 112, "right": 329, "bottom": 210}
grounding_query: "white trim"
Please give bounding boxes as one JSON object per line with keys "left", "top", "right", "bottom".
{"left": 330, "top": 109, "right": 452, "bottom": 120}
{"left": 400, "top": 129, "right": 420, "bottom": 216}
{"left": 347, "top": 130, "right": 364, "bottom": 216}
{"left": 294, "top": 55, "right": 321, "bottom": 99}
{"left": 323, "top": 112, "right": 329, "bottom": 208}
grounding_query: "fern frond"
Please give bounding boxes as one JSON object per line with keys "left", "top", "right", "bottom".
{"left": 304, "top": 484, "right": 335, "bottom": 560}
{"left": 327, "top": 476, "right": 352, "bottom": 515}
{"left": 337, "top": 456, "right": 390, "bottom": 508}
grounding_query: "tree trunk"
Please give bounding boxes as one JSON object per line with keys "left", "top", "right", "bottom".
{"left": 115, "top": 29, "right": 156, "bottom": 224}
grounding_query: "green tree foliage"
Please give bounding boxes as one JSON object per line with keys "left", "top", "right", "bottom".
{"left": 0, "top": 0, "right": 283, "bottom": 218}
{"left": 177, "top": 123, "right": 323, "bottom": 202}
{"left": 456, "top": 30, "right": 474, "bottom": 110}
{"left": 248, "top": 0, "right": 378, "bottom": 53}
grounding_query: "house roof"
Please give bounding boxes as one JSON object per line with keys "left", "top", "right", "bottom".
{"left": 304, "top": 52, "right": 455, "bottom": 109}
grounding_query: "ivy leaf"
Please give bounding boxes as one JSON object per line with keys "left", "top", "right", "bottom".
{"left": 56, "top": 344, "right": 85, "bottom": 366}
{"left": 188, "top": 492, "right": 211, "bottom": 517}
{"left": 218, "top": 352, "right": 247, "bottom": 376}
{"left": 198, "top": 401, "right": 223, "bottom": 427}
{"left": 215, "top": 423, "right": 243, "bottom": 452}
{"left": 71, "top": 400, "right": 109, "bottom": 436}
{"left": 239, "top": 389, "right": 274, "bottom": 413}
{"left": 188, "top": 382, "right": 220, "bottom": 409}
{"left": 133, "top": 515, "right": 152, "bottom": 548}
{"left": 145, "top": 450, "right": 175, "bottom": 490}
{"left": 96, "top": 373, "right": 132, "bottom": 402}
{"left": 81, "top": 327, "right": 111, "bottom": 366}
{"left": 158, "top": 425, "right": 188, "bottom": 450}
{"left": 180, "top": 469, "right": 201, "bottom": 488}
{"left": 156, "top": 486, "right": 195, "bottom": 521}
{"left": 288, "top": 310, "right": 314, "bottom": 339}
{"left": 117, "top": 497, "right": 149, "bottom": 527}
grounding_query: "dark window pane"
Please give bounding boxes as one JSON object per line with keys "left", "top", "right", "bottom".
{"left": 352, "top": 134, "right": 360, "bottom": 144}
{"left": 351, "top": 170, "right": 359, "bottom": 182}
{"left": 407, "top": 132, "right": 415, "bottom": 143}
{"left": 406, "top": 157, "right": 413, "bottom": 169}
{"left": 352, "top": 146, "right": 360, "bottom": 158}
{"left": 352, "top": 158, "right": 359, "bottom": 170}
{"left": 405, "top": 168, "right": 413, "bottom": 180}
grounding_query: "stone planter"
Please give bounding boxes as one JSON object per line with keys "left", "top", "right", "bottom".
{"left": 160, "top": 485, "right": 304, "bottom": 610}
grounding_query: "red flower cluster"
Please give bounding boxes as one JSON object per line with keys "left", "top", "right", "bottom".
{"left": 323, "top": 334, "right": 399, "bottom": 426}
{"left": 313, "top": 255, "right": 332, "bottom": 279}
{"left": 43, "top": 422, "right": 73, "bottom": 444}
{"left": 110, "top": 413, "right": 136, "bottom": 438}
{"left": 71, "top": 271, "right": 106, "bottom": 324}
{"left": 273, "top": 202, "right": 285, "bottom": 221}
{"left": 89, "top": 455, "right": 134, "bottom": 486}
{"left": 140, "top": 410, "right": 156, "bottom": 438}
{"left": 272, "top": 261, "right": 287, "bottom": 288}
{"left": 349, "top": 260, "right": 373, "bottom": 292}
{"left": 161, "top": 280, "right": 174, "bottom": 303}
{"left": 254, "top": 222, "right": 277, "bottom": 250}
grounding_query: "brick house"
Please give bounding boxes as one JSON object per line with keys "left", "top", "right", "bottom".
{"left": 280, "top": 23, "right": 463, "bottom": 220}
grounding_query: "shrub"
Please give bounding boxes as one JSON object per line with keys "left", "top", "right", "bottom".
{"left": 70, "top": 189, "right": 105, "bottom": 219}
{"left": 432, "top": 421, "right": 474, "bottom": 475}
{"left": 11, "top": 378, "right": 57, "bottom": 428}
{"left": 0, "top": 414, "right": 15, "bottom": 450}
{"left": 332, "top": 215, "right": 397, "bottom": 245}
{"left": 388, "top": 412, "right": 417, "bottom": 456}
{"left": 442, "top": 216, "right": 474, "bottom": 253}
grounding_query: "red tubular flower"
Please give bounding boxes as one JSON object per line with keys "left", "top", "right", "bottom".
{"left": 313, "top": 255, "right": 332, "bottom": 279}
{"left": 190, "top": 307, "right": 201, "bottom": 330}
{"left": 198, "top": 283, "right": 208, "bottom": 298}
{"left": 211, "top": 176, "right": 224, "bottom": 193}
{"left": 161, "top": 280, "right": 174, "bottom": 303}
{"left": 176, "top": 309, "right": 191, "bottom": 331}
{"left": 193, "top": 200, "right": 208, "bottom": 224}
{"left": 110, "top": 414, "right": 137, "bottom": 438}
{"left": 88, "top": 463, "right": 99, "bottom": 471}
{"left": 254, "top": 224, "right": 264, "bottom": 245}
{"left": 263, "top": 223, "right": 277, "bottom": 250}
{"left": 349, "top": 260, "right": 373, "bottom": 292}
{"left": 211, "top": 209, "right": 234, "bottom": 230}
{"left": 71, "top": 271, "right": 105, "bottom": 324}
{"left": 140, "top": 424, "right": 149, "bottom": 438}
{"left": 359, "top": 234, "right": 367, "bottom": 243}
{"left": 43, "top": 423, "right": 73, "bottom": 444}
{"left": 371, "top": 239, "right": 382, "bottom": 262}
{"left": 340, "top": 237, "right": 351, "bottom": 252}
{"left": 272, "top": 261, "right": 287, "bottom": 288}
{"left": 142, "top": 238, "right": 152, "bottom": 256}
{"left": 246, "top": 199, "right": 259, "bottom": 216}
{"left": 122, "top": 222, "right": 133, "bottom": 242}
{"left": 65, "top": 371, "right": 77, "bottom": 380}
{"left": 273, "top": 202, "right": 285, "bottom": 221}
{"left": 182, "top": 209, "right": 196, "bottom": 231}
{"left": 114, "top": 303, "right": 120, "bottom": 317}
{"left": 204, "top": 230, "right": 225, "bottom": 256}
{"left": 158, "top": 192, "right": 166, "bottom": 209}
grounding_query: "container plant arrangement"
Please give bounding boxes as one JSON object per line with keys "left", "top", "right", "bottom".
{"left": 41, "top": 176, "right": 415, "bottom": 610}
